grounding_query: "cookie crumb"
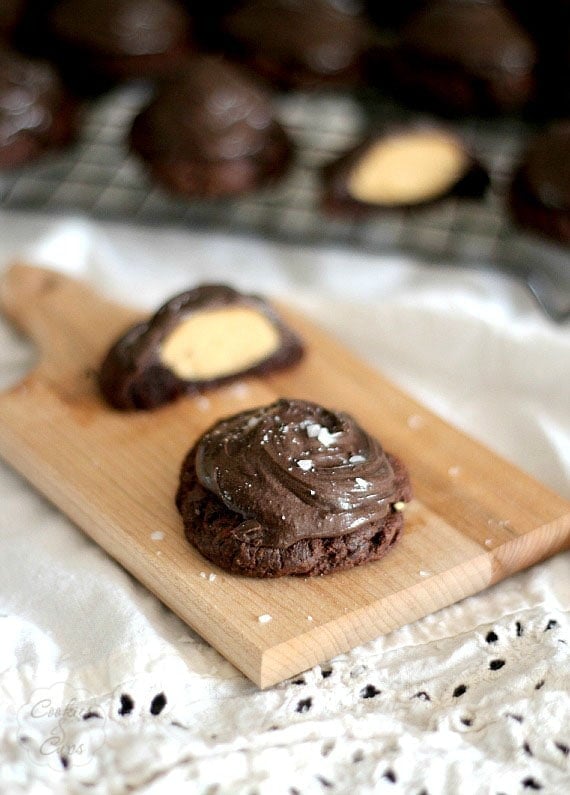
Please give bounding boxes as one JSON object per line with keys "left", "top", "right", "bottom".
{"left": 258, "top": 614, "right": 272, "bottom": 624}
{"left": 150, "top": 531, "right": 165, "bottom": 541}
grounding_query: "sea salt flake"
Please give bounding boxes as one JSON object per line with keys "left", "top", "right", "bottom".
{"left": 448, "top": 465, "right": 461, "bottom": 477}
{"left": 419, "top": 570, "right": 430, "bottom": 577}
{"left": 258, "top": 614, "right": 272, "bottom": 624}
{"left": 318, "top": 427, "right": 342, "bottom": 447}
{"left": 485, "top": 538, "right": 494, "bottom": 547}
{"left": 306, "top": 423, "right": 322, "bottom": 438}
{"left": 200, "top": 572, "right": 207, "bottom": 578}
{"left": 355, "top": 477, "right": 371, "bottom": 489}
{"left": 196, "top": 396, "right": 211, "bottom": 411}
{"left": 208, "top": 573, "right": 217, "bottom": 582}
{"left": 349, "top": 454, "right": 366, "bottom": 464}
{"left": 230, "top": 382, "right": 249, "bottom": 399}
{"left": 307, "top": 615, "right": 313, "bottom": 622}
{"left": 407, "top": 414, "right": 425, "bottom": 430}
{"left": 150, "top": 531, "right": 165, "bottom": 541}
{"left": 297, "top": 459, "right": 313, "bottom": 471}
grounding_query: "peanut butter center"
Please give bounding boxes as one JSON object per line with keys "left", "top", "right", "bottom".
{"left": 347, "top": 131, "right": 469, "bottom": 205}
{"left": 159, "top": 306, "right": 281, "bottom": 380}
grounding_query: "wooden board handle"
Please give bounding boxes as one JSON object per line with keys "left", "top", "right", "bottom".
{"left": 0, "top": 263, "right": 140, "bottom": 389}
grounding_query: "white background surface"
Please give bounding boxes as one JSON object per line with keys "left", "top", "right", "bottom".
{"left": 0, "top": 211, "right": 568, "bottom": 794}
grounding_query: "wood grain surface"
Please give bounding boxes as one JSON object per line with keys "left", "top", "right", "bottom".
{"left": 0, "top": 263, "right": 568, "bottom": 688}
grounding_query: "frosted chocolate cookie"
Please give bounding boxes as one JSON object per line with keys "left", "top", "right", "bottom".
{"left": 0, "top": 46, "right": 77, "bottom": 169}
{"left": 47, "top": 0, "right": 195, "bottom": 83}
{"left": 0, "top": 0, "right": 27, "bottom": 41}
{"left": 99, "top": 284, "right": 304, "bottom": 410}
{"left": 389, "top": 0, "right": 537, "bottom": 115}
{"left": 176, "top": 398, "right": 413, "bottom": 577}
{"left": 217, "top": 0, "right": 371, "bottom": 90}
{"left": 509, "top": 122, "right": 570, "bottom": 245}
{"left": 322, "top": 126, "right": 488, "bottom": 216}
{"left": 129, "top": 56, "right": 293, "bottom": 198}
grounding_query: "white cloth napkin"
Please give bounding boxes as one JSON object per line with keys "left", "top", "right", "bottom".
{"left": 0, "top": 212, "right": 568, "bottom": 795}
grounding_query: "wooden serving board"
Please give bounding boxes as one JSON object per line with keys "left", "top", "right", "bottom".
{"left": 0, "top": 264, "right": 569, "bottom": 689}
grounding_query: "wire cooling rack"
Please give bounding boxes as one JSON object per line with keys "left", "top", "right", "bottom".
{"left": 0, "top": 83, "right": 568, "bottom": 319}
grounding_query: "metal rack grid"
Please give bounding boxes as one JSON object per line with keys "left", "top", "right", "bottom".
{"left": 0, "top": 83, "right": 568, "bottom": 319}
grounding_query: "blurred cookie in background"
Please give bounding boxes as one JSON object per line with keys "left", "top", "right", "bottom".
{"left": 216, "top": 0, "right": 372, "bottom": 90}
{"left": 387, "top": 0, "right": 538, "bottom": 116}
{"left": 129, "top": 55, "right": 294, "bottom": 198}
{"left": 509, "top": 121, "right": 570, "bottom": 245}
{"left": 321, "top": 124, "right": 489, "bottom": 216}
{"left": 44, "top": 0, "right": 197, "bottom": 95}
{"left": 0, "top": 0, "right": 28, "bottom": 43}
{"left": 505, "top": 0, "right": 570, "bottom": 117}
{"left": 0, "top": 45, "right": 78, "bottom": 169}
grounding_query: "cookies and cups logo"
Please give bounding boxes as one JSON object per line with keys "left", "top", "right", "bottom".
{"left": 17, "top": 682, "right": 106, "bottom": 771}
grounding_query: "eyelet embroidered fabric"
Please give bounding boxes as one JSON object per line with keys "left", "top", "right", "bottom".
{"left": 0, "top": 217, "right": 568, "bottom": 795}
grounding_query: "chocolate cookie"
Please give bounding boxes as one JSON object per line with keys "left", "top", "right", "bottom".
{"left": 0, "top": 46, "right": 77, "bottom": 169}
{"left": 47, "top": 0, "right": 194, "bottom": 89}
{"left": 217, "top": 0, "right": 371, "bottom": 90}
{"left": 389, "top": 0, "right": 537, "bottom": 115}
{"left": 176, "top": 398, "right": 413, "bottom": 577}
{"left": 0, "top": 0, "right": 28, "bottom": 41}
{"left": 509, "top": 121, "right": 570, "bottom": 245}
{"left": 506, "top": 0, "right": 570, "bottom": 116}
{"left": 99, "top": 284, "right": 304, "bottom": 410}
{"left": 322, "top": 125, "right": 489, "bottom": 216}
{"left": 129, "top": 56, "right": 293, "bottom": 198}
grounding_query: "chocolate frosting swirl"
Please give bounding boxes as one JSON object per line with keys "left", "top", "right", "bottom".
{"left": 195, "top": 398, "right": 400, "bottom": 548}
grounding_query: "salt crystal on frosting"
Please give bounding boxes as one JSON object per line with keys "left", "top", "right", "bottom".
{"left": 297, "top": 459, "right": 313, "bottom": 471}
{"left": 306, "top": 423, "right": 321, "bottom": 438}
{"left": 318, "top": 427, "right": 342, "bottom": 447}
{"left": 355, "top": 477, "right": 371, "bottom": 489}
{"left": 349, "top": 454, "right": 366, "bottom": 464}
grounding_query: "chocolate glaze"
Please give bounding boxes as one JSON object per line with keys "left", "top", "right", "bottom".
{"left": 194, "top": 398, "right": 403, "bottom": 548}
{"left": 99, "top": 284, "right": 304, "bottom": 411}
